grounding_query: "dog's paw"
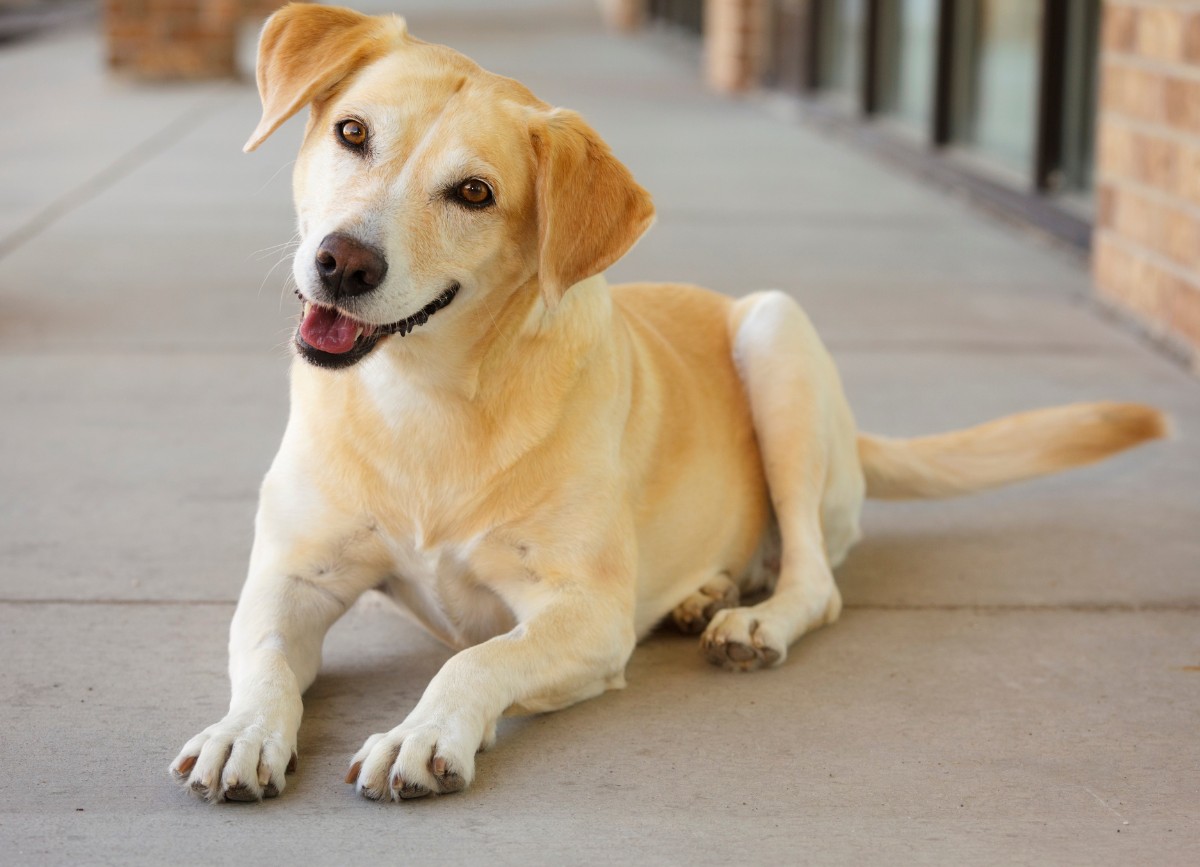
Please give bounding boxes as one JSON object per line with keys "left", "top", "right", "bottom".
{"left": 170, "top": 712, "right": 298, "bottom": 803}
{"left": 346, "top": 716, "right": 481, "bottom": 802}
{"left": 700, "top": 607, "right": 788, "bottom": 672}
{"left": 670, "top": 574, "right": 739, "bottom": 634}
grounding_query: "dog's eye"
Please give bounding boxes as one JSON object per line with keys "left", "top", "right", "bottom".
{"left": 337, "top": 120, "right": 368, "bottom": 148}
{"left": 454, "top": 179, "right": 494, "bottom": 207}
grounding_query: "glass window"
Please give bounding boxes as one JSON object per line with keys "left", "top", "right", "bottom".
{"left": 816, "top": 0, "right": 866, "bottom": 104}
{"left": 767, "top": 0, "right": 812, "bottom": 93}
{"left": 649, "top": 0, "right": 703, "bottom": 35}
{"left": 952, "top": 0, "right": 1043, "bottom": 174}
{"left": 875, "top": 0, "right": 939, "bottom": 132}
{"left": 1059, "top": 0, "right": 1100, "bottom": 192}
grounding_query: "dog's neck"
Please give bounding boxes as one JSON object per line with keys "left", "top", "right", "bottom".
{"left": 284, "top": 273, "right": 617, "bottom": 513}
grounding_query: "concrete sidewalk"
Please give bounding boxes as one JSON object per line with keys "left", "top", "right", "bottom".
{"left": 1, "top": 1, "right": 1197, "bottom": 863}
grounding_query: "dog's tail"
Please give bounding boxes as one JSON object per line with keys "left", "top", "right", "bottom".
{"left": 857, "top": 402, "right": 1168, "bottom": 500}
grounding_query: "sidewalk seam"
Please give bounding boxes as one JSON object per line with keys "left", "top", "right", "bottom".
{"left": 0, "top": 93, "right": 230, "bottom": 262}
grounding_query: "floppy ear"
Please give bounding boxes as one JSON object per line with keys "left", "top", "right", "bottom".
{"left": 244, "top": 3, "right": 405, "bottom": 153}
{"left": 532, "top": 110, "right": 655, "bottom": 304}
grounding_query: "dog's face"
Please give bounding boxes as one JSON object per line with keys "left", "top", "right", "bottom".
{"left": 288, "top": 48, "right": 541, "bottom": 368}
{"left": 245, "top": 5, "right": 654, "bottom": 370}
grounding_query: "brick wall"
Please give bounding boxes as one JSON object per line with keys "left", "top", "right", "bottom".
{"left": 1095, "top": 1, "right": 1200, "bottom": 365}
{"left": 599, "top": 0, "right": 645, "bottom": 32}
{"left": 705, "top": 0, "right": 767, "bottom": 93}
{"left": 106, "top": 0, "right": 285, "bottom": 80}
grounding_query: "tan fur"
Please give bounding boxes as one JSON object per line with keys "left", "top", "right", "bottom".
{"left": 858, "top": 402, "right": 1168, "bottom": 500}
{"left": 171, "top": 4, "right": 1167, "bottom": 804}
{"left": 533, "top": 113, "right": 655, "bottom": 303}
{"left": 245, "top": 4, "right": 408, "bottom": 152}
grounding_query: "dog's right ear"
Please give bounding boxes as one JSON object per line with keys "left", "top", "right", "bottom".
{"left": 531, "top": 109, "right": 655, "bottom": 305}
{"left": 244, "top": 3, "right": 405, "bottom": 153}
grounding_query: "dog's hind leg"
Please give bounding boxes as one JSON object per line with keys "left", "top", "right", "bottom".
{"left": 701, "top": 291, "right": 865, "bottom": 671}
{"left": 670, "top": 572, "right": 740, "bottom": 634}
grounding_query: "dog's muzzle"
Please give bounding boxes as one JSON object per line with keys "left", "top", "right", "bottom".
{"left": 294, "top": 283, "right": 460, "bottom": 369}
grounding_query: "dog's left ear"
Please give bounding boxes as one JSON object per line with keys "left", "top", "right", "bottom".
{"left": 244, "top": 3, "right": 405, "bottom": 153}
{"left": 532, "top": 109, "right": 655, "bottom": 305}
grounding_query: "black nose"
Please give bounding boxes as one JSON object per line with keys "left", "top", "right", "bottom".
{"left": 314, "top": 233, "right": 388, "bottom": 299}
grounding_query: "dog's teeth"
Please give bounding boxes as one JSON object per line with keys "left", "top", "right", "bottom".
{"left": 374, "top": 285, "right": 459, "bottom": 337}
{"left": 354, "top": 327, "right": 363, "bottom": 340}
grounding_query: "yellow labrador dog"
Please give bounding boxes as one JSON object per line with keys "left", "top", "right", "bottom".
{"left": 171, "top": 3, "right": 1165, "bottom": 803}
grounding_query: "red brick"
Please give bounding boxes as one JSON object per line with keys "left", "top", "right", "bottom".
{"left": 1164, "top": 76, "right": 1200, "bottom": 133}
{"left": 1100, "top": 62, "right": 1169, "bottom": 123}
{"left": 106, "top": 0, "right": 238, "bottom": 79}
{"left": 1163, "top": 278, "right": 1200, "bottom": 346}
{"left": 1185, "top": 12, "right": 1200, "bottom": 64}
{"left": 1136, "top": 7, "right": 1185, "bottom": 63}
{"left": 1110, "top": 187, "right": 1163, "bottom": 251}
{"left": 1094, "top": 234, "right": 1164, "bottom": 320}
{"left": 1136, "top": 133, "right": 1179, "bottom": 190}
{"left": 1102, "top": 4, "right": 1138, "bottom": 53}
{"left": 1096, "top": 118, "right": 1133, "bottom": 180}
{"left": 1180, "top": 145, "right": 1200, "bottom": 208}
{"left": 1162, "top": 207, "right": 1200, "bottom": 269}
{"left": 1095, "top": 231, "right": 1200, "bottom": 354}
{"left": 704, "top": 0, "right": 767, "bottom": 94}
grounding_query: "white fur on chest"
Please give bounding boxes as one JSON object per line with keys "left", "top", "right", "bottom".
{"left": 374, "top": 531, "right": 516, "bottom": 651}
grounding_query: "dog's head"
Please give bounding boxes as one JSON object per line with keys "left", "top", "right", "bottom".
{"left": 246, "top": 3, "right": 655, "bottom": 369}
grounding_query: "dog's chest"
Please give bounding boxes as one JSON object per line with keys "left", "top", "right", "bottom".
{"left": 373, "top": 530, "right": 517, "bottom": 650}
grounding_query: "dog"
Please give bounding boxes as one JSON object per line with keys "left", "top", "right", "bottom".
{"left": 170, "top": 3, "right": 1166, "bottom": 803}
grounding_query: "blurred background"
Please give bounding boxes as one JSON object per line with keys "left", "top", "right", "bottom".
{"left": 1, "top": 2, "right": 1197, "bottom": 863}
{"left": 4, "top": 0, "right": 1193, "bottom": 363}
{"left": 643, "top": 0, "right": 1198, "bottom": 366}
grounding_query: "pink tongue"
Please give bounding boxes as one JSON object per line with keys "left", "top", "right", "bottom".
{"left": 300, "top": 305, "right": 360, "bottom": 354}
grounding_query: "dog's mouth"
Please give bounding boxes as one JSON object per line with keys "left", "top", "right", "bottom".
{"left": 294, "top": 283, "right": 460, "bottom": 369}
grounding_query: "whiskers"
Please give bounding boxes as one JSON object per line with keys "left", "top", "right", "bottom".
{"left": 251, "top": 234, "right": 301, "bottom": 261}
{"left": 271, "top": 325, "right": 300, "bottom": 362}
{"left": 247, "top": 232, "right": 302, "bottom": 312}
{"left": 257, "top": 158, "right": 296, "bottom": 194}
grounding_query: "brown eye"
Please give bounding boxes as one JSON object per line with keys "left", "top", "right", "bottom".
{"left": 337, "top": 120, "right": 367, "bottom": 148}
{"left": 456, "top": 179, "right": 494, "bottom": 207}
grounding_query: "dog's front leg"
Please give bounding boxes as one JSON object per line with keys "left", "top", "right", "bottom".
{"left": 347, "top": 586, "right": 635, "bottom": 801}
{"left": 171, "top": 466, "right": 382, "bottom": 802}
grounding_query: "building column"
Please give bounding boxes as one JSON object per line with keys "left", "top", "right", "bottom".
{"left": 1093, "top": 0, "right": 1200, "bottom": 366}
{"left": 105, "top": 0, "right": 285, "bottom": 80}
{"left": 598, "top": 0, "right": 647, "bottom": 32}
{"left": 705, "top": 0, "right": 767, "bottom": 93}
